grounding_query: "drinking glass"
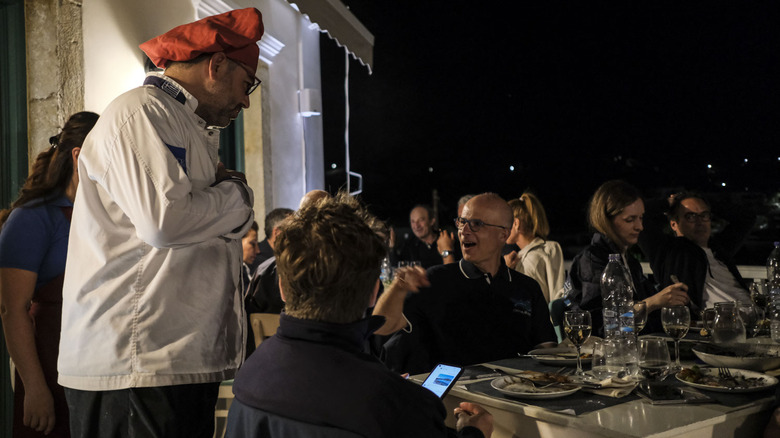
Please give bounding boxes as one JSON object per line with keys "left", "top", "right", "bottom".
{"left": 634, "top": 301, "right": 648, "bottom": 334}
{"left": 661, "top": 305, "right": 690, "bottom": 371}
{"left": 591, "top": 339, "right": 618, "bottom": 380}
{"left": 712, "top": 301, "right": 746, "bottom": 345}
{"left": 638, "top": 337, "right": 671, "bottom": 381}
{"left": 564, "top": 310, "right": 592, "bottom": 377}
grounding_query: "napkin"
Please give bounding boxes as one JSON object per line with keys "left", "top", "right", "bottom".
{"left": 581, "top": 376, "right": 637, "bottom": 398}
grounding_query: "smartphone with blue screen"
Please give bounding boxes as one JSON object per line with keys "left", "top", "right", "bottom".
{"left": 421, "top": 363, "right": 464, "bottom": 398}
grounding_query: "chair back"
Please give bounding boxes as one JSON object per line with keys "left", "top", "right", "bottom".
{"left": 549, "top": 298, "right": 567, "bottom": 343}
{"left": 250, "top": 313, "right": 281, "bottom": 348}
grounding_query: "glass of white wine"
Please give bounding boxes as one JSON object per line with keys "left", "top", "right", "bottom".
{"left": 564, "top": 310, "right": 592, "bottom": 377}
{"left": 661, "top": 305, "right": 690, "bottom": 372}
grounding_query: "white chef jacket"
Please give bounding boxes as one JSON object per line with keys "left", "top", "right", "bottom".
{"left": 59, "top": 73, "right": 254, "bottom": 390}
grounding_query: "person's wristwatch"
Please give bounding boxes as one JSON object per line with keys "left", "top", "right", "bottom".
{"left": 440, "top": 250, "right": 452, "bottom": 258}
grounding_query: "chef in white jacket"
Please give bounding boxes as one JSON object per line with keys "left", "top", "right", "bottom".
{"left": 59, "top": 8, "right": 263, "bottom": 437}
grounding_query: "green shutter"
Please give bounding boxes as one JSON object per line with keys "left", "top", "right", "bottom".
{"left": 0, "top": 0, "right": 28, "bottom": 433}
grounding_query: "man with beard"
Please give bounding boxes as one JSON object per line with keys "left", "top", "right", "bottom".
{"left": 59, "top": 8, "right": 262, "bottom": 436}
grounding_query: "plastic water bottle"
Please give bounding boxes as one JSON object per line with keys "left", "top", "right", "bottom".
{"left": 767, "top": 242, "right": 780, "bottom": 307}
{"left": 380, "top": 257, "right": 392, "bottom": 289}
{"left": 768, "top": 241, "right": 780, "bottom": 281}
{"left": 600, "top": 254, "right": 635, "bottom": 339}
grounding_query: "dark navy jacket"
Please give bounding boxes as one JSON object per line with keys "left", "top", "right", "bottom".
{"left": 567, "top": 233, "right": 661, "bottom": 337}
{"left": 227, "top": 313, "right": 483, "bottom": 438}
{"left": 383, "top": 259, "right": 557, "bottom": 375}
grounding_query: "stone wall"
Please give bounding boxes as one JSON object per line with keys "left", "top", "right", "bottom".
{"left": 25, "top": 0, "right": 84, "bottom": 163}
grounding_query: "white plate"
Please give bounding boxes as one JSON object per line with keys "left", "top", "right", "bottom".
{"left": 490, "top": 376, "right": 580, "bottom": 399}
{"left": 692, "top": 343, "right": 780, "bottom": 372}
{"left": 676, "top": 367, "right": 778, "bottom": 393}
{"left": 528, "top": 347, "right": 590, "bottom": 366}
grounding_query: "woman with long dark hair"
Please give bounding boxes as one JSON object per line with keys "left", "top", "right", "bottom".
{"left": 0, "top": 111, "right": 98, "bottom": 437}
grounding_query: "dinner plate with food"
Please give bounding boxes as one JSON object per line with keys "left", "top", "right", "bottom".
{"left": 676, "top": 365, "right": 778, "bottom": 393}
{"left": 527, "top": 347, "right": 593, "bottom": 366}
{"left": 691, "top": 343, "right": 780, "bottom": 372}
{"left": 491, "top": 371, "right": 580, "bottom": 399}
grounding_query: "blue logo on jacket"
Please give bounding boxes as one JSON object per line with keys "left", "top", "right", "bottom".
{"left": 512, "top": 299, "right": 532, "bottom": 317}
{"left": 165, "top": 144, "right": 187, "bottom": 175}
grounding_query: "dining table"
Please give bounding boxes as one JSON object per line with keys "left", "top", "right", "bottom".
{"left": 411, "top": 339, "right": 779, "bottom": 438}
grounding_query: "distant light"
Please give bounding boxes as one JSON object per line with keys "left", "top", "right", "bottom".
{"left": 721, "top": 182, "right": 727, "bottom": 187}
{"left": 331, "top": 163, "right": 337, "bottom": 169}
{"left": 509, "top": 165, "right": 515, "bottom": 171}
{"left": 707, "top": 164, "right": 712, "bottom": 169}
{"left": 428, "top": 167, "right": 434, "bottom": 173}
{"left": 744, "top": 158, "right": 749, "bottom": 163}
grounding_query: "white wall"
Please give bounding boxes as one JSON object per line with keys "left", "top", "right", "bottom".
{"left": 82, "top": 0, "right": 326, "bottom": 216}
{"left": 244, "top": 0, "right": 325, "bottom": 209}
{"left": 83, "top": 0, "right": 196, "bottom": 113}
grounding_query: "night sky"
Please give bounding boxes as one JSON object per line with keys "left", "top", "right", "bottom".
{"left": 320, "top": 2, "right": 780, "bottom": 263}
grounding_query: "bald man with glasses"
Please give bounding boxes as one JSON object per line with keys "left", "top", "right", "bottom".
{"left": 638, "top": 192, "right": 756, "bottom": 312}
{"left": 373, "top": 193, "right": 556, "bottom": 375}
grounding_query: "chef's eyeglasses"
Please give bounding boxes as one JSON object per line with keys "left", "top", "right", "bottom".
{"left": 454, "top": 217, "right": 507, "bottom": 232}
{"left": 246, "top": 76, "right": 261, "bottom": 95}
{"left": 682, "top": 211, "right": 712, "bottom": 223}
{"left": 228, "top": 59, "right": 262, "bottom": 95}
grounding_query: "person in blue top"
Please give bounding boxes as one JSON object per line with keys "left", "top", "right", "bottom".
{"left": 0, "top": 111, "right": 99, "bottom": 437}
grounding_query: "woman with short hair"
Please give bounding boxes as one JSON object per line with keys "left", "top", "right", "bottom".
{"left": 564, "top": 180, "right": 689, "bottom": 337}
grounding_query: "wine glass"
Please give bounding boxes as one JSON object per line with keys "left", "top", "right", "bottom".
{"left": 564, "top": 310, "right": 592, "bottom": 377}
{"left": 750, "top": 279, "right": 769, "bottom": 311}
{"left": 661, "top": 306, "right": 690, "bottom": 371}
{"left": 634, "top": 301, "right": 648, "bottom": 334}
{"left": 738, "top": 302, "right": 760, "bottom": 339}
{"left": 701, "top": 308, "right": 716, "bottom": 337}
{"left": 638, "top": 337, "right": 671, "bottom": 381}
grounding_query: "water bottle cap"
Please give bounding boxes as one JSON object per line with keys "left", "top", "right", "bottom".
{"left": 608, "top": 253, "right": 621, "bottom": 262}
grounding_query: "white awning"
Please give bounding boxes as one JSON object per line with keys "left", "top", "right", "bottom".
{"left": 287, "top": 0, "right": 374, "bottom": 73}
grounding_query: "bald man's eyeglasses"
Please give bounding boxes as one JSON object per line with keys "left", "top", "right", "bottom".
{"left": 454, "top": 217, "right": 507, "bottom": 232}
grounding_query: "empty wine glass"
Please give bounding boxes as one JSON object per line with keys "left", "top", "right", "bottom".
{"left": 738, "top": 302, "right": 760, "bottom": 338}
{"left": 701, "top": 308, "right": 716, "bottom": 337}
{"left": 634, "top": 301, "right": 648, "bottom": 334}
{"left": 564, "top": 310, "right": 592, "bottom": 377}
{"left": 750, "top": 279, "right": 769, "bottom": 311}
{"left": 638, "top": 337, "right": 671, "bottom": 381}
{"left": 661, "top": 305, "right": 690, "bottom": 372}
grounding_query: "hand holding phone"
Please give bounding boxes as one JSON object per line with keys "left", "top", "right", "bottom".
{"left": 421, "top": 363, "right": 464, "bottom": 398}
